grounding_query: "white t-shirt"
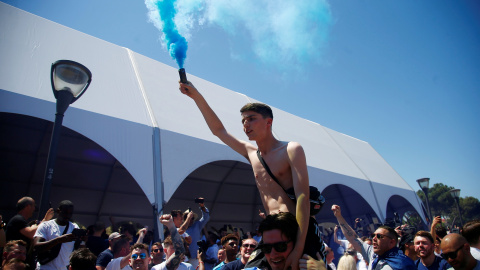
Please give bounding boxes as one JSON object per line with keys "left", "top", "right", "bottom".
{"left": 34, "top": 220, "right": 79, "bottom": 270}
{"left": 106, "top": 257, "right": 131, "bottom": 270}
{"left": 152, "top": 261, "right": 194, "bottom": 270}
{"left": 471, "top": 247, "right": 480, "bottom": 261}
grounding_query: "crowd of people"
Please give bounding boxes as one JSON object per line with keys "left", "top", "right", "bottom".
{"left": 2, "top": 79, "right": 480, "bottom": 270}
{"left": 1, "top": 195, "right": 480, "bottom": 270}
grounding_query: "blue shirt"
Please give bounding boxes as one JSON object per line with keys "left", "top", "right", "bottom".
{"left": 415, "top": 255, "right": 451, "bottom": 270}
{"left": 186, "top": 207, "right": 210, "bottom": 257}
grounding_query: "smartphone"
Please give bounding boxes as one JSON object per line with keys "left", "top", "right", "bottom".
{"left": 71, "top": 228, "right": 87, "bottom": 237}
{"left": 194, "top": 198, "right": 204, "bottom": 204}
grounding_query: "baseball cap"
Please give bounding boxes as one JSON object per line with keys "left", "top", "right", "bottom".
{"left": 108, "top": 232, "right": 123, "bottom": 241}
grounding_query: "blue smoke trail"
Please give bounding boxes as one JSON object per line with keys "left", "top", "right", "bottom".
{"left": 146, "top": 0, "right": 188, "bottom": 68}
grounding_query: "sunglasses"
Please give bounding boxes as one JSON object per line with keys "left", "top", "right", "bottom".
{"left": 371, "top": 233, "right": 393, "bottom": 240}
{"left": 260, "top": 241, "right": 290, "bottom": 254}
{"left": 344, "top": 250, "right": 356, "bottom": 256}
{"left": 228, "top": 242, "right": 237, "bottom": 247}
{"left": 441, "top": 245, "right": 464, "bottom": 260}
{"left": 131, "top": 253, "right": 147, "bottom": 260}
{"left": 242, "top": 244, "right": 257, "bottom": 249}
{"left": 152, "top": 248, "right": 163, "bottom": 253}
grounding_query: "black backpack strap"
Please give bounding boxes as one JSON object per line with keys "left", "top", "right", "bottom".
{"left": 257, "top": 149, "right": 283, "bottom": 188}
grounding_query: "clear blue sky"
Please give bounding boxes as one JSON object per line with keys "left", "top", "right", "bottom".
{"left": 3, "top": 0, "right": 479, "bottom": 200}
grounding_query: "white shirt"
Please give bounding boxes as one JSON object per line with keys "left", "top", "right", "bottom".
{"left": 152, "top": 261, "right": 194, "bottom": 270}
{"left": 106, "top": 257, "right": 131, "bottom": 270}
{"left": 34, "top": 220, "right": 79, "bottom": 270}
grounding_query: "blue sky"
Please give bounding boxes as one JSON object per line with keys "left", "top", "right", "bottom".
{"left": 2, "top": 0, "right": 479, "bottom": 201}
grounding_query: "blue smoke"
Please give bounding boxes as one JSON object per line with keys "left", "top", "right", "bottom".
{"left": 146, "top": 0, "right": 332, "bottom": 72}
{"left": 146, "top": 0, "right": 188, "bottom": 68}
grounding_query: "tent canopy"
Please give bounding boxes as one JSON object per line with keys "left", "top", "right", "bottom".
{"left": 0, "top": 3, "right": 426, "bottom": 233}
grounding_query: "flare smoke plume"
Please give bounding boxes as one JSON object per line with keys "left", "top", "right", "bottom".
{"left": 145, "top": 0, "right": 332, "bottom": 71}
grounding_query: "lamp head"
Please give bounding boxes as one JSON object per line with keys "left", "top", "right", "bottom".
{"left": 450, "top": 189, "right": 461, "bottom": 199}
{"left": 51, "top": 60, "right": 92, "bottom": 104}
{"left": 416, "top": 178, "right": 430, "bottom": 190}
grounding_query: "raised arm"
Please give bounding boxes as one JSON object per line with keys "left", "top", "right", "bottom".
{"left": 160, "top": 214, "right": 186, "bottom": 270}
{"left": 285, "top": 142, "right": 310, "bottom": 270}
{"left": 331, "top": 205, "right": 363, "bottom": 253}
{"left": 179, "top": 81, "right": 250, "bottom": 159}
{"left": 333, "top": 226, "right": 342, "bottom": 245}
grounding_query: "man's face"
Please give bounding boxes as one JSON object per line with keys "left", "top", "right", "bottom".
{"left": 5, "top": 244, "right": 27, "bottom": 262}
{"left": 240, "top": 239, "right": 257, "bottom": 261}
{"left": 372, "top": 229, "right": 395, "bottom": 256}
{"left": 326, "top": 249, "right": 334, "bottom": 263}
{"left": 57, "top": 205, "right": 74, "bottom": 221}
{"left": 241, "top": 111, "right": 270, "bottom": 141}
{"left": 224, "top": 239, "right": 239, "bottom": 256}
{"left": 172, "top": 214, "right": 183, "bottom": 228}
{"left": 129, "top": 248, "right": 150, "bottom": 270}
{"left": 151, "top": 245, "right": 164, "bottom": 261}
{"left": 262, "top": 229, "right": 294, "bottom": 270}
{"left": 217, "top": 249, "right": 225, "bottom": 262}
{"left": 414, "top": 236, "right": 434, "bottom": 259}
{"left": 441, "top": 242, "right": 467, "bottom": 269}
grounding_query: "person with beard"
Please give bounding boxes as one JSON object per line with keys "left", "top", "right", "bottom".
{"left": 222, "top": 238, "right": 257, "bottom": 270}
{"left": 331, "top": 205, "right": 415, "bottom": 270}
{"left": 413, "top": 230, "right": 450, "bottom": 270}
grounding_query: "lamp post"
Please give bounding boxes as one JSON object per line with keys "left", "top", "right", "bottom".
{"left": 37, "top": 60, "right": 92, "bottom": 219}
{"left": 417, "top": 178, "right": 432, "bottom": 223}
{"left": 450, "top": 188, "right": 463, "bottom": 228}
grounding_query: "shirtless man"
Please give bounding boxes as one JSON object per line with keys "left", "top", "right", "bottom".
{"left": 180, "top": 81, "right": 310, "bottom": 270}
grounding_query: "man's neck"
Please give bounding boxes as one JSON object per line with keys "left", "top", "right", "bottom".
{"left": 256, "top": 138, "right": 283, "bottom": 155}
{"left": 55, "top": 218, "right": 69, "bottom": 226}
{"left": 225, "top": 255, "right": 236, "bottom": 263}
{"left": 420, "top": 254, "right": 435, "bottom": 267}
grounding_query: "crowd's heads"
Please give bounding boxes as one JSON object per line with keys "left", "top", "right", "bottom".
{"left": 16, "top": 197, "right": 34, "bottom": 212}
{"left": 221, "top": 233, "right": 239, "bottom": 258}
{"left": 151, "top": 242, "right": 164, "bottom": 263}
{"left": 414, "top": 231, "right": 435, "bottom": 259}
{"left": 462, "top": 220, "right": 480, "bottom": 246}
{"left": 217, "top": 249, "right": 225, "bottom": 262}
{"left": 440, "top": 233, "right": 473, "bottom": 270}
{"left": 399, "top": 233, "right": 414, "bottom": 252}
{"left": 3, "top": 240, "right": 27, "bottom": 263}
{"left": 129, "top": 243, "right": 150, "bottom": 270}
{"left": 371, "top": 226, "right": 398, "bottom": 256}
{"left": 240, "top": 238, "right": 257, "bottom": 261}
{"left": 93, "top": 221, "right": 105, "bottom": 233}
{"left": 171, "top": 210, "right": 183, "bottom": 227}
{"left": 68, "top": 248, "right": 97, "bottom": 270}
{"left": 240, "top": 103, "right": 273, "bottom": 119}
{"left": 119, "top": 223, "right": 136, "bottom": 238}
{"left": 337, "top": 254, "right": 356, "bottom": 270}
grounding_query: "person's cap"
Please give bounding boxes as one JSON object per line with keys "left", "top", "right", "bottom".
{"left": 108, "top": 232, "right": 123, "bottom": 241}
{"left": 399, "top": 233, "right": 414, "bottom": 247}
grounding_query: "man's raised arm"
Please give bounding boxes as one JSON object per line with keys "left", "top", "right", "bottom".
{"left": 160, "top": 214, "right": 185, "bottom": 270}
{"left": 179, "top": 81, "right": 249, "bottom": 158}
{"left": 285, "top": 142, "right": 310, "bottom": 270}
{"left": 331, "top": 205, "right": 363, "bottom": 253}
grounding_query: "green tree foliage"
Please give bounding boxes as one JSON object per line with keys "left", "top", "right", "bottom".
{"left": 416, "top": 183, "right": 480, "bottom": 226}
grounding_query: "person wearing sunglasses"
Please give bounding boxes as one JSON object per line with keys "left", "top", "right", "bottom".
{"left": 213, "top": 234, "right": 239, "bottom": 270}
{"left": 152, "top": 236, "right": 193, "bottom": 270}
{"left": 331, "top": 204, "right": 415, "bottom": 270}
{"left": 413, "top": 230, "right": 451, "bottom": 270}
{"left": 222, "top": 238, "right": 258, "bottom": 270}
{"left": 148, "top": 242, "right": 165, "bottom": 269}
{"left": 440, "top": 233, "right": 480, "bottom": 270}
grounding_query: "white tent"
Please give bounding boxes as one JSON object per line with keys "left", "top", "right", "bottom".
{"left": 0, "top": 2, "right": 427, "bottom": 235}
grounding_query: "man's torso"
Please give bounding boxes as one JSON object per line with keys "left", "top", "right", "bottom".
{"left": 247, "top": 142, "right": 296, "bottom": 215}
{"left": 415, "top": 256, "right": 451, "bottom": 270}
{"left": 6, "top": 214, "right": 30, "bottom": 244}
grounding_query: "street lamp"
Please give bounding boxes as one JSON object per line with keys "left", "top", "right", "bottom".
{"left": 450, "top": 188, "right": 464, "bottom": 227}
{"left": 37, "top": 60, "right": 92, "bottom": 219}
{"left": 417, "top": 178, "right": 432, "bottom": 223}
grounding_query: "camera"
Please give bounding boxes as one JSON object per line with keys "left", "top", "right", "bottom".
{"left": 71, "top": 228, "right": 87, "bottom": 237}
{"left": 197, "top": 240, "right": 209, "bottom": 252}
{"left": 194, "top": 197, "right": 204, "bottom": 204}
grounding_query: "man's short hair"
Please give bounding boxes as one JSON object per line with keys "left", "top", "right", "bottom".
{"left": 16, "top": 197, "right": 34, "bottom": 212}
{"left": 4, "top": 240, "right": 27, "bottom": 253}
{"left": 152, "top": 241, "right": 162, "bottom": 247}
{"left": 377, "top": 226, "right": 399, "bottom": 243}
{"left": 131, "top": 243, "right": 150, "bottom": 256}
{"left": 171, "top": 210, "right": 182, "bottom": 218}
{"left": 69, "top": 248, "right": 97, "bottom": 270}
{"left": 119, "top": 223, "right": 136, "bottom": 236}
{"left": 220, "top": 234, "right": 239, "bottom": 247}
{"left": 435, "top": 225, "right": 448, "bottom": 239}
{"left": 112, "top": 238, "right": 130, "bottom": 255}
{"left": 259, "top": 212, "right": 298, "bottom": 244}
{"left": 240, "top": 103, "right": 273, "bottom": 119}
{"left": 414, "top": 230, "right": 434, "bottom": 244}
{"left": 93, "top": 221, "right": 105, "bottom": 232}
{"left": 58, "top": 200, "right": 74, "bottom": 209}
{"left": 462, "top": 220, "right": 480, "bottom": 245}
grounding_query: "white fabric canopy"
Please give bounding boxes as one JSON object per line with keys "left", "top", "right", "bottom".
{"left": 0, "top": 2, "right": 426, "bottom": 232}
